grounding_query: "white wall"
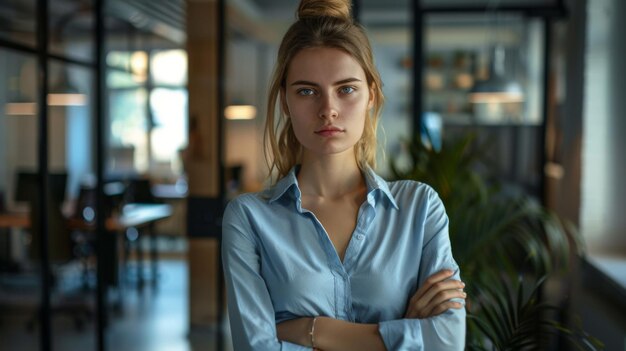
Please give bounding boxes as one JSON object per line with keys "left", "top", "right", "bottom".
{"left": 2, "top": 55, "right": 38, "bottom": 208}
{"left": 63, "top": 65, "right": 94, "bottom": 199}
{"left": 0, "top": 47, "right": 94, "bottom": 205}
{"left": 581, "top": 0, "right": 626, "bottom": 253}
{"left": 371, "top": 40, "right": 412, "bottom": 178}
{"left": 224, "top": 38, "right": 269, "bottom": 191}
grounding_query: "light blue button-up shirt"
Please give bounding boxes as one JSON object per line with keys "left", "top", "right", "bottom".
{"left": 222, "top": 166, "right": 466, "bottom": 350}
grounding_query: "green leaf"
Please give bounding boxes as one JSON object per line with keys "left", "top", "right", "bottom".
{"left": 390, "top": 132, "right": 602, "bottom": 351}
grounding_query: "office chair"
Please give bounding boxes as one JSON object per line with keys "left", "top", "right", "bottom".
{"left": 70, "top": 185, "right": 102, "bottom": 291}
{"left": 0, "top": 172, "right": 93, "bottom": 331}
{"left": 120, "top": 177, "right": 162, "bottom": 289}
{"left": 26, "top": 193, "right": 93, "bottom": 330}
{"left": 72, "top": 183, "right": 135, "bottom": 294}
{"left": 0, "top": 190, "right": 18, "bottom": 275}
{"left": 123, "top": 177, "right": 159, "bottom": 204}
{"left": 0, "top": 189, "right": 5, "bottom": 212}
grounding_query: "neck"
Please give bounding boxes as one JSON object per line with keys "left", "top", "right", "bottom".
{"left": 297, "top": 153, "right": 365, "bottom": 198}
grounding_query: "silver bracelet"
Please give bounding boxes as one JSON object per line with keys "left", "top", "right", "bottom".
{"left": 309, "top": 317, "right": 318, "bottom": 348}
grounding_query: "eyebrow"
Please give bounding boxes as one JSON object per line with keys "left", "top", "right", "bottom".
{"left": 290, "top": 77, "right": 363, "bottom": 87}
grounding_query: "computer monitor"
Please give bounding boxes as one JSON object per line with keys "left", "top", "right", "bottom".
{"left": 14, "top": 171, "right": 67, "bottom": 204}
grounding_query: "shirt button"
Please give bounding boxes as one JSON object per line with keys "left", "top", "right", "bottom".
{"left": 356, "top": 234, "right": 365, "bottom": 240}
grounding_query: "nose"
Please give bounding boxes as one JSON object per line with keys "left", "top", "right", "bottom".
{"left": 318, "top": 93, "right": 338, "bottom": 119}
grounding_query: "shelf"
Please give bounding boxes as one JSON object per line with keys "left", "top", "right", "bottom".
{"left": 426, "top": 90, "right": 470, "bottom": 96}
{"left": 434, "top": 112, "right": 542, "bottom": 127}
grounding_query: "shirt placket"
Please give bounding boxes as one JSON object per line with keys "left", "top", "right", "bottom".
{"left": 296, "top": 187, "right": 379, "bottom": 322}
{"left": 340, "top": 196, "right": 377, "bottom": 321}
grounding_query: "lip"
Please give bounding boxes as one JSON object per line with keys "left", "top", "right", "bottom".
{"left": 315, "top": 126, "right": 344, "bottom": 137}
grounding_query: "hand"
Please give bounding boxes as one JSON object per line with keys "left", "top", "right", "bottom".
{"left": 276, "top": 317, "right": 314, "bottom": 347}
{"left": 404, "top": 269, "right": 466, "bottom": 319}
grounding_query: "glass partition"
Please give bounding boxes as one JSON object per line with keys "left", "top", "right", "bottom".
{"left": 360, "top": 3, "right": 413, "bottom": 178}
{"left": 0, "top": 0, "right": 37, "bottom": 48}
{"left": 48, "top": 59, "right": 97, "bottom": 349}
{"left": 0, "top": 48, "right": 41, "bottom": 350}
{"left": 105, "top": 49, "right": 188, "bottom": 179}
{"left": 424, "top": 13, "right": 546, "bottom": 196}
{"left": 49, "top": 0, "right": 95, "bottom": 64}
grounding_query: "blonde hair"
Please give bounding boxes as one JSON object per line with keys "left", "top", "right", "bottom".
{"left": 264, "top": 0, "right": 385, "bottom": 181}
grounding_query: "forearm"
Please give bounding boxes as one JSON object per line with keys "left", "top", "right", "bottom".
{"left": 316, "top": 317, "right": 386, "bottom": 351}
{"left": 277, "top": 317, "right": 387, "bottom": 351}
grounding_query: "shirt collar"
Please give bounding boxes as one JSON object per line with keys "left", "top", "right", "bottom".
{"left": 362, "top": 165, "right": 399, "bottom": 210}
{"left": 267, "top": 165, "right": 399, "bottom": 210}
{"left": 267, "top": 166, "right": 302, "bottom": 204}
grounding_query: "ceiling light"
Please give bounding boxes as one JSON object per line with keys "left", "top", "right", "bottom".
{"left": 469, "top": 46, "right": 524, "bottom": 104}
{"left": 225, "top": 105, "right": 257, "bottom": 120}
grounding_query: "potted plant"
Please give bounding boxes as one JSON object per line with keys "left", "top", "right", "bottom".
{"left": 390, "top": 133, "right": 603, "bottom": 350}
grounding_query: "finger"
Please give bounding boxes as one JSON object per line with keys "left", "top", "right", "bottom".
{"left": 420, "top": 289, "right": 467, "bottom": 317}
{"left": 410, "top": 279, "right": 464, "bottom": 312}
{"left": 417, "top": 279, "right": 465, "bottom": 308}
{"left": 405, "top": 281, "right": 465, "bottom": 318}
{"left": 405, "top": 296, "right": 459, "bottom": 319}
{"left": 407, "top": 279, "right": 463, "bottom": 318}
{"left": 427, "top": 301, "right": 465, "bottom": 318}
{"left": 406, "top": 290, "right": 466, "bottom": 319}
{"left": 412, "top": 269, "right": 455, "bottom": 301}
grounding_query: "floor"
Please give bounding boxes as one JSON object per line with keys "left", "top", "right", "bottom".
{"left": 0, "top": 258, "right": 233, "bottom": 351}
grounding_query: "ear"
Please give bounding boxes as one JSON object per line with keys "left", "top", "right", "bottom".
{"left": 367, "top": 84, "right": 375, "bottom": 110}
{"left": 280, "top": 88, "right": 290, "bottom": 117}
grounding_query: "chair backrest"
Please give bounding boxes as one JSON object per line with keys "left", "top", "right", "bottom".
{"left": 73, "top": 183, "right": 121, "bottom": 223}
{"left": 29, "top": 195, "right": 72, "bottom": 262}
{"left": 124, "top": 177, "right": 157, "bottom": 204}
{"left": 15, "top": 171, "right": 71, "bottom": 262}
{"left": 74, "top": 186, "right": 97, "bottom": 222}
{"left": 0, "top": 189, "right": 6, "bottom": 213}
{"left": 15, "top": 171, "right": 67, "bottom": 204}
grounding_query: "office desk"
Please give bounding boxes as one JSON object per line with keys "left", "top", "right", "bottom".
{"left": 63, "top": 203, "right": 173, "bottom": 231}
{"left": 0, "top": 204, "right": 173, "bottom": 231}
{"left": 68, "top": 203, "right": 173, "bottom": 291}
{"left": 0, "top": 211, "right": 29, "bottom": 261}
{"left": 0, "top": 203, "right": 173, "bottom": 290}
{"left": 0, "top": 211, "right": 29, "bottom": 229}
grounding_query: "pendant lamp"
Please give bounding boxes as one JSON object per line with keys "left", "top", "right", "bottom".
{"left": 5, "top": 92, "right": 37, "bottom": 116}
{"left": 469, "top": 45, "right": 524, "bottom": 104}
{"left": 469, "top": 0, "right": 524, "bottom": 105}
{"left": 47, "top": 69, "right": 87, "bottom": 106}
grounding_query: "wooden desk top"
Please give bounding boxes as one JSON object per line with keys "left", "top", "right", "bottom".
{"left": 0, "top": 203, "right": 172, "bottom": 232}
{"left": 67, "top": 203, "right": 173, "bottom": 231}
{"left": 0, "top": 211, "right": 29, "bottom": 229}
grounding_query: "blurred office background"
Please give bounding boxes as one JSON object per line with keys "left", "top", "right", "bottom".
{"left": 0, "top": 0, "right": 624, "bottom": 350}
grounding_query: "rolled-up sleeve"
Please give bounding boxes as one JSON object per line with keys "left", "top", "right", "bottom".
{"left": 222, "top": 198, "right": 312, "bottom": 351}
{"left": 378, "top": 319, "right": 424, "bottom": 350}
{"left": 378, "top": 187, "right": 466, "bottom": 350}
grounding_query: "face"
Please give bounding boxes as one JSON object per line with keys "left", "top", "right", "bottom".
{"left": 282, "top": 47, "right": 373, "bottom": 162}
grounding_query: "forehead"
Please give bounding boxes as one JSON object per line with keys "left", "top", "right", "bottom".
{"left": 286, "top": 47, "right": 366, "bottom": 83}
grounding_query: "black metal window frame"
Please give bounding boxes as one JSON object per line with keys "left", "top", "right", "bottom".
{"left": 0, "top": 1, "right": 106, "bottom": 350}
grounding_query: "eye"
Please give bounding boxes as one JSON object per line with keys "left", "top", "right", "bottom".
{"left": 297, "top": 88, "right": 315, "bottom": 96}
{"left": 339, "top": 86, "right": 356, "bottom": 94}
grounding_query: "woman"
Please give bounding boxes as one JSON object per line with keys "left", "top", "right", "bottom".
{"left": 222, "top": 0, "right": 466, "bottom": 349}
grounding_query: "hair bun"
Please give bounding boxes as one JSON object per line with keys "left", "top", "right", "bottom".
{"left": 297, "top": 0, "right": 352, "bottom": 22}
